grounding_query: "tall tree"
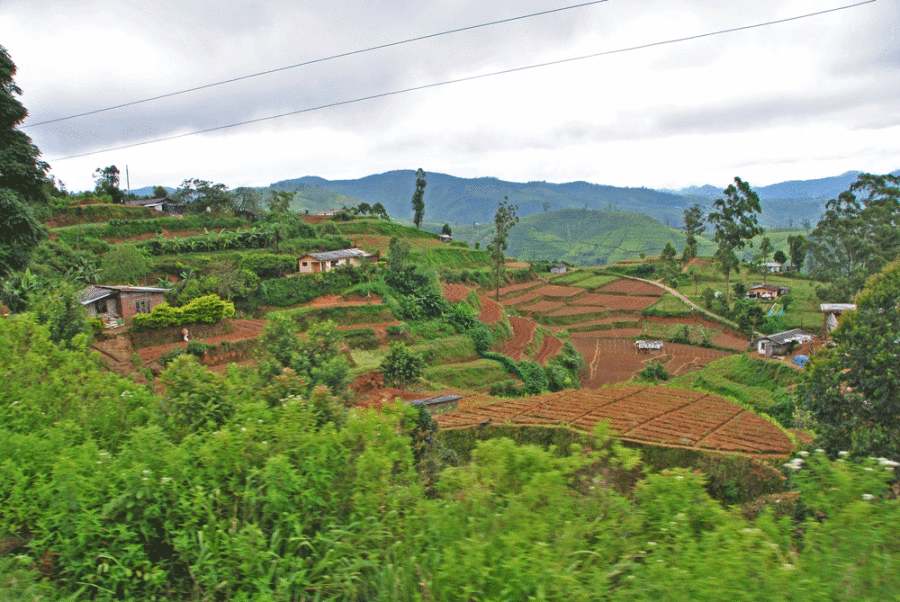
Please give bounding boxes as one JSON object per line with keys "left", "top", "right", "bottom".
{"left": 798, "top": 260, "right": 900, "bottom": 460}
{"left": 172, "top": 178, "right": 231, "bottom": 213}
{"left": 707, "top": 178, "right": 763, "bottom": 307}
{"left": 681, "top": 203, "right": 705, "bottom": 261}
{"left": 806, "top": 173, "right": 900, "bottom": 301}
{"left": 411, "top": 168, "right": 426, "bottom": 229}
{"left": 93, "top": 165, "right": 125, "bottom": 203}
{"left": 787, "top": 234, "right": 807, "bottom": 272}
{"left": 0, "top": 46, "right": 48, "bottom": 206}
{"left": 0, "top": 47, "right": 48, "bottom": 276}
{"left": 756, "top": 236, "right": 773, "bottom": 284}
{"left": 488, "top": 196, "right": 519, "bottom": 300}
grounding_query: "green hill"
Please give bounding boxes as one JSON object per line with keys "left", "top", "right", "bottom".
{"left": 454, "top": 208, "right": 717, "bottom": 266}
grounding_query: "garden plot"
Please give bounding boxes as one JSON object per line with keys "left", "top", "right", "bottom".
{"left": 520, "top": 300, "right": 565, "bottom": 312}
{"left": 437, "top": 385, "right": 793, "bottom": 456}
{"left": 572, "top": 293, "right": 659, "bottom": 310}
{"left": 501, "top": 291, "right": 542, "bottom": 306}
{"left": 496, "top": 281, "right": 545, "bottom": 296}
{"left": 533, "top": 285, "right": 584, "bottom": 298}
{"left": 597, "top": 279, "right": 664, "bottom": 296}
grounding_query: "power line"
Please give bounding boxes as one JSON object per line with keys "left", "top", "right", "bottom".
{"left": 23, "top": 0, "right": 609, "bottom": 129}
{"left": 47, "top": 0, "right": 878, "bottom": 163}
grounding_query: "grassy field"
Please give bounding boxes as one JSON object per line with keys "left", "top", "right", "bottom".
{"left": 425, "top": 359, "right": 510, "bottom": 390}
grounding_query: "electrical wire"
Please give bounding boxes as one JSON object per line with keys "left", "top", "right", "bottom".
{"left": 47, "top": 0, "right": 878, "bottom": 162}
{"left": 23, "top": 0, "right": 609, "bottom": 129}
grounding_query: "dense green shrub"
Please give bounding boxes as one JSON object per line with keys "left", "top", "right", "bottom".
{"left": 131, "top": 295, "right": 235, "bottom": 330}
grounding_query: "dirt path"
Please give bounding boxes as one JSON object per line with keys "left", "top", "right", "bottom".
{"left": 620, "top": 275, "right": 741, "bottom": 330}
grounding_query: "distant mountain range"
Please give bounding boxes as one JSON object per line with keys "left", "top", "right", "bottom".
{"left": 134, "top": 167, "right": 897, "bottom": 233}
{"left": 664, "top": 170, "right": 900, "bottom": 200}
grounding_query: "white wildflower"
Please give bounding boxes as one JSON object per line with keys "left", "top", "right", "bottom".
{"left": 142, "top": 477, "right": 148, "bottom": 481}
{"left": 142, "top": 469, "right": 150, "bottom": 474}
{"left": 258, "top": 419, "right": 263, "bottom": 423}
{"left": 862, "top": 494, "right": 875, "bottom": 500}
{"left": 161, "top": 477, "right": 171, "bottom": 483}
{"left": 815, "top": 449, "right": 825, "bottom": 454}
{"left": 798, "top": 451, "right": 810, "bottom": 457}
{"left": 782, "top": 564, "right": 794, "bottom": 570}
{"left": 241, "top": 427, "right": 247, "bottom": 432}
{"left": 878, "top": 458, "right": 900, "bottom": 468}
{"left": 838, "top": 451, "right": 849, "bottom": 457}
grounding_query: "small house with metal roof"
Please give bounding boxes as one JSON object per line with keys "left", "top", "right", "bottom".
{"left": 755, "top": 328, "right": 814, "bottom": 357}
{"left": 297, "top": 248, "right": 373, "bottom": 274}
{"left": 78, "top": 285, "right": 169, "bottom": 327}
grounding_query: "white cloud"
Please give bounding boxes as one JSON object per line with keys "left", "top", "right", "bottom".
{"left": 3, "top": 0, "right": 897, "bottom": 192}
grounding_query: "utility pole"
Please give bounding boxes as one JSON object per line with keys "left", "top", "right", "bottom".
{"left": 125, "top": 165, "right": 130, "bottom": 194}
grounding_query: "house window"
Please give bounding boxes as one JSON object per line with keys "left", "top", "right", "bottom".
{"left": 134, "top": 299, "right": 151, "bottom": 314}
{"left": 302, "top": 261, "right": 308, "bottom": 266}
{"left": 331, "top": 260, "right": 339, "bottom": 267}
{"left": 96, "top": 300, "right": 108, "bottom": 314}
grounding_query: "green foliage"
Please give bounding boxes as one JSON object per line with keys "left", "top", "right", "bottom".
{"left": 131, "top": 295, "right": 235, "bottom": 331}
{"left": 258, "top": 267, "right": 366, "bottom": 306}
{"left": 101, "top": 243, "right": 152, "bottom": 285}
{"left": 159, "top": 354, "right": 233, "bottom": 438}
{"left": 799, "top": 260, "right": 900, "bottom": 459}
{"left": 0, "top": 47, "right": 49, "bottom": 206}
{"left": 340, "top": 327, "right": 379, "bottom": 350}
{"left": 0, "top": 188, "right": 45, "bottom": 276}
{"left": 638, "top": 361, "right": 670, "bottom": 382}
{"left": 517, "top": 359, "right": 549, "bottom": 394}
{"left": 708, "top": 177, "right": 763, "bottom": 306}
{"left": 411, "top": 168, "right": 426, "bottom": 228}
{"left": 488, "top": 196, "right": 519, "bottom": 299}
{"left": 259, "top": 318, "right": 351, "bottom": 398}
{"left": 807, "top": 173, "right": 900, "bottom": 301}
{"left": 380, "top": 341, "right": 426, "bottom": 390}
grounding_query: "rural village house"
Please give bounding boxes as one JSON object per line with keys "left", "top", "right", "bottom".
{"left": 755, "top": 328, "right": 814, "bottom": 357}
{"left": 297, "top": 248, "right": 374, "bottom": 274}
{"left": 746, "top": 283, "right": 790, "bottom": 299}
{"left": 78, "top": 285, "right": 168, "bottom": 327}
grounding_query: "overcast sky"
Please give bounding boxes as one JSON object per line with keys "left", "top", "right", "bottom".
{"left": 4, "top": 0, "right": 898, "bottom": 193}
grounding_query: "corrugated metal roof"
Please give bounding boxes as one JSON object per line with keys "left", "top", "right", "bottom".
{"left": 77, "top": 285, "right": 168, "bottom": 305}
{"left": 411, "top": 394, "right": 463, "bottom": 406}
{"left": 820, "top": 303, "right": 857, "bottom": 312}
{"left": 758, "top": 328, "right": 814, "bottom": 345}
{"left": 307, "top": 248, "right": 371, "bottom": 262}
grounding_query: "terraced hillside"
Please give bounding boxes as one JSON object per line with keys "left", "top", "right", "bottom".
{"left": 438, "top": 385, "right": 794, "bottom": 457}
{"left": 493, "top": 273, "right": 749, "bottom": 386}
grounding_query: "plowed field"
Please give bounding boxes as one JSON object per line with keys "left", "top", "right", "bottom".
{"left": 597, "top": 279, "right": 664, "bottom": 296}
{"left": 501, "top": 316, "right": 537, "bottom": 361}
{"left": 571, "top": 293, "right": 658, "bottom": 310}
{"left": 438, "top": 385, "right": 793, "bottom": 456}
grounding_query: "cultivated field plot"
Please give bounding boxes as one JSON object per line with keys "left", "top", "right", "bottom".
{"left": 532, "top": 285, "right": 584, "bottom": 298}
{"left": 497, "top": 281, "right": 544, "bottom": 296}
{"left": 569, "top": 336, "right": 732, "bottom": 387}
{"left": 502, "top": 291, "right": 542, "bottom": 306}
{"left": 596, "top": 279, "right": 664, "bottom": 296}
{"left": 571, "top": 293, "right": 658, "bottom": 310}
{"left": 437, "top": 385, "right": 793, "bottom": 456}
{"left": 520, "top": 300, "right": 565, "bottom": 312}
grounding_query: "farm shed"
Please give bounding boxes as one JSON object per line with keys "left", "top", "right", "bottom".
{"left": 550, "top": 264, "right": 568, "bottom": 274}
{"left": 635, "top": 340, "right": 664, "bottom": 354}
{"left": 755, "top": 328, "right": 814, "bottom": 357}
{"left": 410, "top": 394, "right": 463, "bottom": 415}
{"left": 78, "top": 285, "right": 168, "bottom": 327}
{"left": 820, "top": 303, "right": 857, "bottom": 336}
{"left": 747, "top": 284, "right": 790, "bottom": 299}
{"left": 297, "top": 248, "right": 373, "bottom": 274}
{"left": 439, "top": 234, "right": 452, "bottom": 243}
